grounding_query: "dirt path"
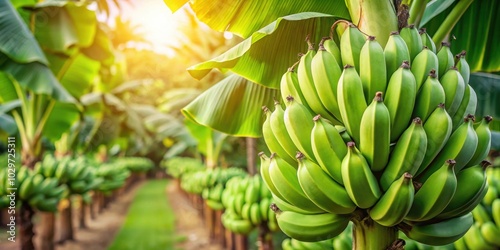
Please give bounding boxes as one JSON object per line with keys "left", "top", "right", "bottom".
{"left": 0, "top": 179, "right": 222, "bottom": 250}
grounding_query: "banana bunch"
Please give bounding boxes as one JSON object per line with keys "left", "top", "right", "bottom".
{"left": 453, "top": 164, "right": 500, "bottom": 249}
{"left": 220, "top": 175, "right": 277, "bottom": 235}
{"left": 35, "top": 154, "right": 102, "bottom": 194}
{"left": 202, "top": 168, "right": 252, "bottom": 210}
{"left": 114, "top": 157, "right": 154, "bottom": 173}
{"left": 180, "top": 170, "right": 206, "bottom": 194}
{"left": 281, "top": 223, "right": 353, "bottom": 250}
{"left": 94, "top": 162, "right": 130, "bottom": 193}
{"left": 0, "top": 165, "right": 68, "bottom": 212}
{"left": 263, "top": 22, "right": 493, "bottom": 245}
{"left": 161, "top": 157, "right": 204, "bottom": 178}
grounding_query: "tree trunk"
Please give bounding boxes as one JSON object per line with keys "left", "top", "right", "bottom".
{"left": 39, "top": 212, "right": 55, "bottom": 250}
{"left": 246, "top": 138, "right": 257, "bottom": 175}
{"left": 258, "top": 224, "right": 273, "bottom": 250}
{"left": 79, "top": 197, "right": 86, "bottom": 229}
{"left": 19, "top": 205, "right": 35, "bottom": 250}
{"left": 58, "top": 199, "right": 74, "bottom": 242}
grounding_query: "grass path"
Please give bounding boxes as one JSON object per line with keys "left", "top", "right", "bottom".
{"left": 108, "top": 179, "right": 175, "bottom": 250}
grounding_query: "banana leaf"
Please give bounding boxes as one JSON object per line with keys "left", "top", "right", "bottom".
{"left": 81, "top": 24, "right": 115, "bottom": 65}
{"left": 182, "top": 74, "right": 277, "bottom": 137}
{"left": 188, "top": 12, "right": 337, "bottom": 89}
{"left": 43, "top": 102, "right": 80, "bottom": 141}
{"left": 163, "top": 0, "right": 349, "bottom": 38}
{"left": 0, "top": 113, "right": 17, "bottom": 135}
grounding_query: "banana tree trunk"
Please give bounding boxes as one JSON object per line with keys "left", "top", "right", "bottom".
{"left": 352, "top": 215, "right": 400, "bottom": 250}
{"left": 246, "top": 138, "right": 257, "bottom": 175}
{"left": 58, "top": 199, "right": 74, "bottom": 242}
{"left": 39, "top": 212, "right": 55, "bottom": 250}
{"left": 79, "top": 197, "right": 87, "bottom": 229}
{"left": 19, "top": 205, "right": 35, "bottom": 250}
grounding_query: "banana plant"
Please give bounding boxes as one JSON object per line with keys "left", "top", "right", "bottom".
{"left": 163, "top": 0, "right": 496, "bottom": 248}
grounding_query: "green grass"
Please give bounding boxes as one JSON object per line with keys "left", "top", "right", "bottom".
{"left": 108, "top": 179, "right": 176, "bottom": 250}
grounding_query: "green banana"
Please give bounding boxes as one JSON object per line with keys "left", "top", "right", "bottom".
{"left": 273, "top": 208, "right": 350, "bottom": 242}
{"left": 440, "top": 67, "right": 466, "bottom": 117}
{"left": 271, "top": 194, "right": 320, "bottom": 215}
{"left": 280, "top": 67, "right": 308, "bottom": 107}
{"left": 268, "top": 154, "right": 324, "bottom": 213}
{"left": 417, "top": 115, "right": 478, "bottom": 181}
{"left": 359, "top": 36, "right": 387, "bottom": 104}
{"left": 492, "top": 199, "right": 500, "bottom": 227}
{"left": 411, "top": 47, "right": 439, "bottom": 91}
{"left": 480, "top": 221, "right": 500, "bottom": 247}
{"left": 418, "top": 104, "right": 453, "bottom": 175}
{"left": 380, "top": 118, "right": 427, "bottom": 191}
{"left": 402, "top": 212, "right": 473, "bottom": 246}
{"left": 455, "top": 51, "right": 470, "bottom": 84}
{"left": 463, "top": 223, "right": 497, "bottom": 250}
{"left": 296, "top": 152, "right": 356, "bottom": 214}
{"left": 437, "top": 42, "right": 455, "bottom": 77}
{"left": 270, "top": 101, "right": 300, "bottom": 160}
{"left": 311, "top": 40, "right": 343, "bottom": 122}
{"left": 384, "top": 31, "right": 410, "bottom": 80}
{"left": 297, "top": 39, "right": 337, "bottom": 122}
{"left": 359, "top": 92, "right": 391, "bottom": 172}
{"left": 419, "top": 28, "right": 436, "bottom": 54}
{"left": 284, "top": 96, "right": 317, "bottom": 162}
{"left": 369, "top": 172, "right": 414, "bottom": 227}
{"left": 384, "top": 61, "right": 417, "bottom": 142}
{"left": 310, "top": 114, "right": 346, "bottom": 184}
{"left": 400, "top": 24, "right": 423, "bottom": 62}
{"left": 413, "top": 70, "right": 445, "bottom": 122}
{"left": 337, "top": 65, "right": 367, "bottom": 144}
{"left": 451, "top": 84, "right": 477, "bottom": 131}
{"left": 436, "top": 161, "right": 490, "bottom": 219}
{"left": 341, "top": 141, "right": 381, "bottom": 209}
{"left": 262, "top": 106, "right": 296, "bottom": 165}
{"left": 323, "top": 37, "right": 342, "bottom": 70}
{"left": 406, "top": 159, "right": 457, "bottom": 222}
{"left": 482, "top": 184, "right": 498, "bottom": 206}
{"left": 466, "top": 115, "right": 492, "bottom": 167}
{"left": 472, "top": 203, "right": 492, "bottom": 224}
{"left": 259, "top": 152, "right": 285, "bottom": 202}
{"left": 340, "top": 23, "right": 366, "bottom": 72}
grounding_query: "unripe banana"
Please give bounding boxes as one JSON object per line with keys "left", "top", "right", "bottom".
{"left": 400, "top": 24, "right": 423, "bottom": 62}
{"left": 413, "top": 70, "right": 445, "bottom": 122}
{"left": 259, "top": 152, "right": 287, "bottom": 203}
{"left": 436, "top": 161, "right": 490, "bottom": 220}
{"left": 419, "top": 28, "right": 436, "bottom": 53}
{"left": 272, "top": 206, "right": 350, "bottom": 242}
{"left": 271, "top": 194, "right": 319, "bottom": 215}
{"left": 384, "top": 31, "right": 410, "bottom": 80}
{"left": 480, "top": 221, "right": 500, "bottom": 247}
{"left": 296, "top": 152, "right": 356, "bottom": 214}
{"left": 311, "top": 115, "right": 346, "bottom": 184}
{"left": 492, "top": 199, "right": 500, "bottom": 228}
{"left": 337, "top": 65, "right": 367, "bottom": 144}
{"left": 451, "top": 84, "right": 477, "bottom": 131}
{"left": 323, "top": 37, "right": 342, "bottom": 70}
{"left": 280, "top": 67, "right": 309, "bottom": 107}
{"left": 297, "top": 39, "right": 337, "bottom": 122}
{"left": 440, "top": 67, "right": 466, "bottom": 117}
{"left": 268, "top": 154, "right": 324, "bottom": 213}
{"left": 463, "top": 223, "right": 497, "bottom": 250}
{"left": 401, "top": 212, "right": 473, "bottom": 246}
{"left": 359, "top": 92, "right": 391, "bottom": 172}
{"left": 406, "top": 159, "right": 457, "bottom": 222}
{"left": 340, "top": 23, "right": 366, "bottom": 72}
{"left": 384, "top": 61, "right": 417, "bottom": 142}
{"left": 262, "top": 106, "right": 296, "bottom": 165}
{"left": 341, "top": 142, "right": 381, "bottom": 208}
{"left": 466, "top": 115, "right": 492, "bottom": 167}
{"left": 455, "top": 51, "right": 470, "bottom": 84}
{"left": 411, "top": 47, "right": 439, "bottom": 91}
{"left": 418, "top": 104, "right": 453, "bottom": 175}
{"left": 437, "top": 42, "right": 455, "bottom": 78}
{"left": 311, "top": 41, "right": 343, "bottom": 123}
{"left": 369, "top": 172, "right": 414, "bottom": 227}
{"left": 270, "top": 102, "right": 299, "bottom": 160}
{"left": 359, "top": 36, "right": 387, "bottom": 104}
{"left": 380, "top": 118, "right": 427, "bottom": 191}
{"left": 418, "top": 115, "right": 478, "bottom": 181}
{"left": 283, "top": 96, "right": 316, "bottom": 162}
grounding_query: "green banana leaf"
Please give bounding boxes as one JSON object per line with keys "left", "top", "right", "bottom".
{"left": 420, "top": 0, "right": 456, "bottom": 27}
{"left": 81, "top": 24, "right": 115, "bottom": 66}
{"left": 182, "top": 74, "right": 278, "bottom": 137}
{"left": 188, "top": 12, "right": 337, "bottom": 89}
{"left": 469, "top": 73, "right": 500, "bottom": 150}
{"left": 0, "top": 100, "right": 21, "bottom": 114}
{"left": 0, "top": 114, "right": 17, "bottom": 135}
{"left": 163, "top": 0, "right": 349, "bottom": 38}
{"left": 23, "top": 1, "right": 97, "bottom": 52}
{"left": 43, "top": 102, "right": 80, "bottom": 141}
{"left": 0, "top": 0, "right": 47, "bottom": 64}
